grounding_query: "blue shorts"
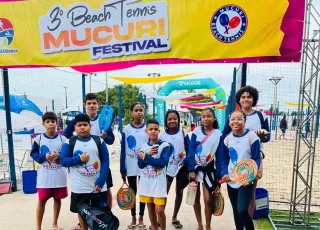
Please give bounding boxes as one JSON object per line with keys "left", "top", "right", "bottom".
{"left": 281, "top": 128, "right": 286, "bottom": 134}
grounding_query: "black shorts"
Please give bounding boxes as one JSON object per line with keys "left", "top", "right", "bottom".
{"left": 166, "top": 174, "right": 174, "bottom": 183}
{"left": 70, "top": 191, "right": 108, "bottom": 213}
{"left": 107, "top": 168, "right": 113, "bottom": 188}
{"left": 166, "top": 164, "right": 189, "bottom": 190}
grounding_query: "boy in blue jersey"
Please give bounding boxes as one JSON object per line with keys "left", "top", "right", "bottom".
{"left": 64, "top": 93, "right": 115, "bottom": 145}
{"left": 61, "top": 114, "right": 109, "bottom": 230}
{"left": 137, "top": 119, "right": 171, "bottom": 230}
{"left": 31, "top": 112, "right": 68, "bottom": 230}
{"left": 64, "top": 93, "right": 114, "bottom": 230}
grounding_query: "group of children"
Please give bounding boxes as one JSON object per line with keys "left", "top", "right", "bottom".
{"left": 31, "top": 93, "right": 114, "bottom": 230}
{"left": 31, "top": 85, "right": 270, "bottom": 230}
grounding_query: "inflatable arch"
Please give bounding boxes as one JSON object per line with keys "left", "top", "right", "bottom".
{"left": 156, "top": 78, "right": 226, "bottom": 129}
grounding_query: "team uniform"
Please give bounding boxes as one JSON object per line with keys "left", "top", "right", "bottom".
{"left": 60, "top": 135, "right": 109, "bottom": 213}
{"left": 138, "top": 140, "right": 171, "bottom": 205}
{"left": 221, "top": 130, "right": 260, "bottom": 230}
{"left": 120, "top": 123, "right": 149, "bottom": 217}
{"left": 64, "top": 114, "right": 114, "bottom": 188}
{"left": 159, "top": 128, "right": 189, "bottom": 178}
{"left": 223, "top": 111, "right": 270, "bottom": 150}
{"left": 188, "top": 126, "right": 223, "bottom": 184}
{"left": 223, "top": 111, "right": 270, "bottom": 176}
{"left": 31, "top": 134, "right": 68, "bottom": 202}
{"left": 120, "top": 123, "right": 149, "bottom": 177}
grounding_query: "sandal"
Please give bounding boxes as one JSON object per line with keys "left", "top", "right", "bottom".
{"left": 172, "top": 220, "right": 183, "bottom": 229}
{"left": 126, "top": 224, "right": 138, "bottom": 230}
{"left": 71, "top": 223, "right": 82, "bottom": 230}
{"left": 138, "top": 224, "right": 147, "bottom": 230}
{"left": 51, "top": 228, "right": 62, "bottom": 230}
{"left": 148, "top": 224, "right": 161, "bottom": 230}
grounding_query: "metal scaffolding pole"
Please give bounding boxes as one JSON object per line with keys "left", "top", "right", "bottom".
{"left": 287, "top": 0, "right": 320, "bottom": 228}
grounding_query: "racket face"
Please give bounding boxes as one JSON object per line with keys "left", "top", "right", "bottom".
{"left": 117, "top": 187, "right": 136, "bottom": 210}
{"left": 233, "top": 159, "right": 258, "bottom": 185}
{"left": 213, "top": 190, "right": 224, "bottom": 216}
{"left": 99, "top": 105, "right": 114, "bottom": 132}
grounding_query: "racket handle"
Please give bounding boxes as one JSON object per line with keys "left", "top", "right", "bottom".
{"left": 219, "top": 179, "right": 225, "bottom": 184}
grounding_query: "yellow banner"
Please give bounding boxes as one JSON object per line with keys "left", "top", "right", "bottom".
{"left": 0, "top": 0, "right": 304, "bottom": 67}
{"left": 111, "top": 73, "right": 194, "bottom": 84}
{"left": 284, "top": 102, "right": 310, "bottom": 107}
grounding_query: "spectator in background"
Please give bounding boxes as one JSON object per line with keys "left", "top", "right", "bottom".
{"left": 291, "top": 117, "right": 297, "bottom": 130}
{"left": 306, "top": 120, "right": 311, "bottom": 138}
{"left": 57, "top": 117, "right": 62, "bottom": 128}
{"left": 279, "top": 115, "right": 288, "bottom": 139}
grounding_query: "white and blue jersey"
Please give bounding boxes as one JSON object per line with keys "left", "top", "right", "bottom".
{"left": 188, "top": 126, "right": 223, "bottom": 183}
{"left": 223, "top": 111, "right": 270, "bottom": 151}
{"left": 120, "top": 123, "right": 149, "bottom": 176}
{"left": 138, "top": 140, "right": 171, "bottom": 198}
{"left": 64, "top": 114, "right": 115, "bottom": 145}
{"left": 61, "top": 135, "right": 109, "bottom": 193}
{"left": 159, "top": 128, "right": 189, "bottom": 177}
{"left": 221, "top": 130, "right": 261, "bottom": 189}
{"left": 31, "top": 134, "right": 67, "bottom": 188}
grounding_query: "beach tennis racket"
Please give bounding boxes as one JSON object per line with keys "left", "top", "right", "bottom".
{"left": 117, "top": 181, "right": 135, "bottom": 210}
{"left": 99, "top": 105, "right": 114, "bottom": 133}
{"left": 212, "top": 187, "right": 224, "bottom": 216}
{"left": 220, "top": 159, "right": 258, "bottom": 186}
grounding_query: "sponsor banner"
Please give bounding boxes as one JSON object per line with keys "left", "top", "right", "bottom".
{"left": 0, "top": 0, "right": 304, "bottom": 67}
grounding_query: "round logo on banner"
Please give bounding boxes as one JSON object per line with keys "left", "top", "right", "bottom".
{"left": 210, "top": 5, "right": 248, "bottom": 43}
{"left": 0, "top": 18, "right": 14, "bottom": 48}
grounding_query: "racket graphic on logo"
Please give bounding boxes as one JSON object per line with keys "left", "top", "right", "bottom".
{"left": 41, "top": 145, "right": 52, "bottom": 166}
{"left": 127, "top": 135, "right": 137, "bottom": 154}
{"left": 219, "top": 13, "right": 230, "bottom": 34}
{"left": 220, "top": 159, "right": 258, "bottom": 186}
{"left": 224, "top": 16, "right": 241, "bottom": 34}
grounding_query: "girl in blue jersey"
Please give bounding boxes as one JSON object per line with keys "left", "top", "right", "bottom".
{"left": 221, "top": 110, "right": 261, "bottom": 230}
{"left": 223, "top": 85, "right": 270, "bottom": 217}
{"left": 188, "top": 108, "right": 223, "bottom": 230}
{"left": 159, "top": 110, "right": 189, "bottom": 229}
{"left": 120, "top": 102, "right": 149, "bottom": 230}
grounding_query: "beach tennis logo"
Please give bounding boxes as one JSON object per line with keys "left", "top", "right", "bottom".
{"left": 0, "top": 18, "right": 18, "bottom": 54}
{"left": 74, "top": 150, "right": 100, "bottom": 176}
{"left": 210, "top": 5, "right": 248, "bottom": 43}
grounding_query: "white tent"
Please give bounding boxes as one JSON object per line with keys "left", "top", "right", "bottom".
{"left": 0, "top": 111, "right": 42, "bottom": 134}
{"left": 19, "top": 110, "right": 42, "bottom": 124}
